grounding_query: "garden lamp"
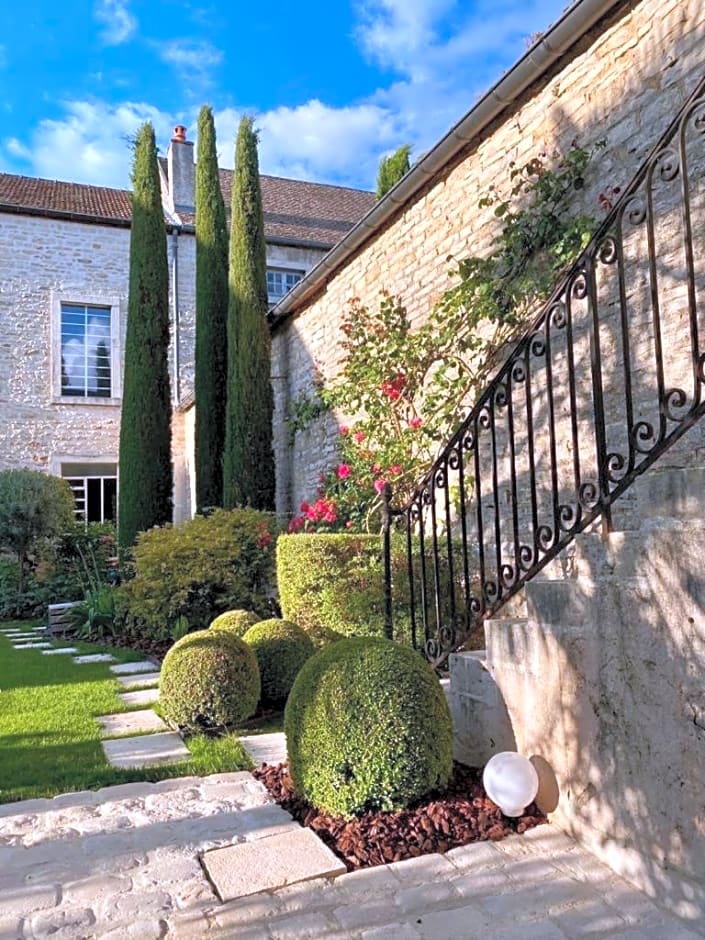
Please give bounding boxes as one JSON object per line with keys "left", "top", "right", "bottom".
{"left": 482, "top": 751, "right": 539, "bottom": 817}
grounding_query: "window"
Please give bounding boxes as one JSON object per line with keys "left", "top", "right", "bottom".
{"left": 266, "top": 268, "right": 304, "bottom": 305}
{"left": 62, "top": 462, "right": 117, "bottom": 523}
{"left": 60, "top": 303, "right": 112, "bottom": 398}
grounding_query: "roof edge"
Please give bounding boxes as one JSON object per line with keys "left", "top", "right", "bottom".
{"left": 270, "top": 0, "right": 623, "bottom": 329}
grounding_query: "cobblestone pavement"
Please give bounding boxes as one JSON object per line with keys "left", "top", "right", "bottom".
{"left": 0, "top": 773, "right": 702, "bottom": 940}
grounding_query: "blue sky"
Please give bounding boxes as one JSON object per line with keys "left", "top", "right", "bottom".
{"left": 0, "top": 0, "right": 571, "bottom": 192}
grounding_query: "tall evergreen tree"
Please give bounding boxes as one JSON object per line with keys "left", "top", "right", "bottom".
{"left": 118, "top": 122, "right": 172, "bottom": 548}
{"left": 194, "top": 105, "right": 229, "bottom": 512}
{"left": 376, "top": 144, "right": 411, "bottom": 199}
{"left": 222, "top": 117, "right": 275, "bottom": 510}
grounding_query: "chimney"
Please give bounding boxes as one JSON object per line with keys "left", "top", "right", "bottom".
{"left": 166, "top": 124, "right": 195, "bottom": 213}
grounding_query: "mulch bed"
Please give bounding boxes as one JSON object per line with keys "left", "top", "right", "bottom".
{"left": 253, "top": 760, "right": 546, "bottom": 872}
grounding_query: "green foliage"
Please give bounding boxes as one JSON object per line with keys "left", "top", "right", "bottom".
{"left": 276, "top": 534, "right": 413, "bottom": 644}
{"left": 285, "top": 637, "right": 452, "bottom": 817}
{"left": 195, "top": 105, "right": 229, "bottom": 512}
{"left": 118, "top": 121, "right": 172, "bottom": 549}
{"left": 290, "top": 142, "right": 603, "bottom": 529}
{"left": 210, "top": 608, "right": 260, "bottom": 637}
{"left": 223, "top": 116, "right": 275, "bottom": 510}
{"left": 376, "top": 144, "right": 411, "bottom": 199}
{"left": 0, "top": 469, "right": 75, "bottom": 594}
{"left": 160, "top": 629, "right": 261, "bottom": 733}
{"left": 70, "top": 585, "right": 117, "bottom": 640}
{"left": 242, "top": 618, "right": 314, "bottom": 706}
{"left": 114, "top": 509, "right": 276, "bottom": 641}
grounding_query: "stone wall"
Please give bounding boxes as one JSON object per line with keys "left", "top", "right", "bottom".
{"left": 272, "top": 0, "right": 705, "bottom": 517}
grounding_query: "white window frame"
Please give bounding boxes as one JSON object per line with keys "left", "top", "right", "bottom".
{"left": 50, "top": 456, "right": 118, "bottom": 524}
{"left": 266, "top": 266, "right": 305, "bottom": 306}
{"left": 51, "top": 291, "right": 122, "bottom": 404}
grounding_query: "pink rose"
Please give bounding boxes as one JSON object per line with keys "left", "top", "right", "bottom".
{"left": 373, "top": 478, "right": 387, "bottom": 494}
{"left": 337, "top": 464, "right": 351, "bottom": 479}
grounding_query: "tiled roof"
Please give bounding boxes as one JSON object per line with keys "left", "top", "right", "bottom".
{"left": 0, "top": 173, "right": 132, "bottom": 224}
{"left": 0, "top": 167, "right": 375, "bottom": 247}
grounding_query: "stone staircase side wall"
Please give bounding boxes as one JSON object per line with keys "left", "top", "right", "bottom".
{"left": 465, "top": 521, "right": 705, "bottom": 921}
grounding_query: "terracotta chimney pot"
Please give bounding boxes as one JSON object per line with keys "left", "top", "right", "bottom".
{"left": 172, "top": 125, "right": 187, "bottom": 143}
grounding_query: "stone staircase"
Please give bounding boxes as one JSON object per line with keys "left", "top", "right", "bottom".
{"left": 449, "top": 465, "right": 705, "bottom": 923}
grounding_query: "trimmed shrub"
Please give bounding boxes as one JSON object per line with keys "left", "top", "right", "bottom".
{"left": 277, "top": 534, "right": 409, "bottom": 644}
{"left": 285, "top": 637, "right": 452, "bottom": 817}
{"left": 210, "top": 608, "right": 260, "bottom": 637}
{"left": 159, "top": 629, "right": 260, "bottom": 733}
{"left": 115, "top": 508, "right": 276, "bottom": 641}
{"left": 242, "top": 619, "right": 314, "bottom": 706}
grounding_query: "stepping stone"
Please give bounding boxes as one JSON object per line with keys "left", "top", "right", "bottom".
{"left": 110, "top": 660, "right": 158, "bottom": 675}
{"left": 116, "top": 672, "right": 161, "bottom": 689}
{"left": 14, "top": 642, "right": 53, "bottom": 649}
{"left": 240, "top": 732, "right": 288, "bottom": 767}
{"left": 202, "top": 827, "right": 346, "bottom": 902}
{"left": 42, "top": 647, "right": 78, "bottom": 655}
{"left": 73, "top": 653, "right": 116, "bottom": 664}
{"left": 118, "top": 688, "right": 159, "bottom": 707}
{"left": 10, "top": 634, "right": 41, "bottom": 640}
{"left": 102, "top": 732, "right": 189, "bottom": 768}
{"left": 98, "top": 709, "right": 168, "bottom": 737}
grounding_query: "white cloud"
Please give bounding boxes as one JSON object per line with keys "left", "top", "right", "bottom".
{"left": 94, "top": 0, "right": 137, "bottom": 46}
{"left": 155, "top": 39, "right": 223, "bottom": 91}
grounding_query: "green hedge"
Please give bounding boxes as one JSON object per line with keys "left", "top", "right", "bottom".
{"left": 277, "top": 534, "right": 410, "bottom": 644}
{"left": 115, "top": 508, "right": 276, "bottom": 641}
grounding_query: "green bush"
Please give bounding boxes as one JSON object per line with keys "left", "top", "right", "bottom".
{"left": 242, "top": 619, "right": 314, "bottom": 706}
{"left": 285, "top": 637, "right": 452, "bottom": 817}
{"left": 115, "top": 509, "right": 276, "bottom": 641}
{"left": 277, "top": 534, "right": 409, "bottom": 644}
{"left": 159, "top": 629, "right": 260, "bottom": 733}
{"left": 210, "top": 608, "right": 260, "bottom": 637}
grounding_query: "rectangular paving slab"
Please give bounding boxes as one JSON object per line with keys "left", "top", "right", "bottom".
{"left": 73, "top": 654, "right": 116, "bottom": 664}
{"left": 202, "top": 827, "right": 347, "bottom": 901}
{"left": 110, "top": 661, "right": 158, "bottom": 675}
{"left": 102, "top": 732, "right": 190, "bottom": 768}
{"left": 14, "top": 642, "right": 53, "bottom": 649}
{"left": 239, "top": 732, "right": 288, "bottom": 766}
{"left": 118, "top": 688, "right": 160, "bottom": 707}
{"left": 41, "top": 647, "right": 78, "bottom": 655}
{"left": 98, "top": 709, "right": 168, "bottom": 737}
{"left": 116, "top": 672, "right": 161, "bottom": 689}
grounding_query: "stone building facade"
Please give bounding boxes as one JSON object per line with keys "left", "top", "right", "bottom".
{"left": 0, "top": 131, "right": 374, "bottom": 521}
{"left": 271, "top": 0, "right": 705, "bottom": 517}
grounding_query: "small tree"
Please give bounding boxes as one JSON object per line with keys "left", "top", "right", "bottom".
{"left": 376, "top": 144, "right": 411, "bottom": 199}
{"left": 118, "top": 122, "right": 173, "bottom": 549}
{"left": 0, "top": 470, "right": 75, "bottom": 594}
{"left": 194, "top": 105, "right": 229, "bottom": 512}
{"left": 222, "top": 117, "right": 275, "bottom": 510}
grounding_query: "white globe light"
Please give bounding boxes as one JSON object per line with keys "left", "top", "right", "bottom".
{"left": 482, "top": 752, "right": 539, "bottom": 817}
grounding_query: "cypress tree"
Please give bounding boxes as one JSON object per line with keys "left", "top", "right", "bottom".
{"left": 376, "top": 144, "right": 411, "bottom": 199}
{"left": 222, "top": 117, "right": 275, "bottom": 510}
{"left": 118, "top": 122, "right": 172, "bottom": 548}
{"left": 194, "top": 105, "right": 228, "bottom": 512}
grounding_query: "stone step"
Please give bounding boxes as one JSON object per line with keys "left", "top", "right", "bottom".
{"left": 73, "top": 653, "right": 116, "bottom": 664}
{"left": 101, "top": 731, "right": 190, "bottom": 768}
{"left": 201, "top": 826, "right": 346, "bottom": 902}
{"left": 116, "top": 671, "right": 161, "bottom": 689}
{"left": 110, "top": 661, "right": 158, "bottom": 675}
{"left": 97, "top": 709, "right": 168, "bottom": 738}
{"left": 118, "top": 688, "right": 160, "bottom": 708}
{"left": 239, "top": 732, "right": 288, "bottom": 767}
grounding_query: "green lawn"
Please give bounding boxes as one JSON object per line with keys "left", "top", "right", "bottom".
{"left": 0, "top": 621, "right": 252, "bottom": 804}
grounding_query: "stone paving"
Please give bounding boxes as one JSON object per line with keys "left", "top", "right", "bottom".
{"left": 0, "top": 776, "right": 702, "bottom": 940}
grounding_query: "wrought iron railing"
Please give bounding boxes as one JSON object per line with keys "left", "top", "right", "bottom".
{"left": 383, "top": 74, "right": 705, "bottom": 669}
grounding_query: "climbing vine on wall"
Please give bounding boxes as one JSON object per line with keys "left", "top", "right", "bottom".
{"left": 288, "top": 140, "right": 607, "bottom": 532}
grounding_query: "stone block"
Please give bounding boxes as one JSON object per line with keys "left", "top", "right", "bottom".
{"left": 239, "top": 732, "right": 288, "bottom": 766}
{"left": 118, "top": 688, "right": 160, "bottom": 707}
{"left": 116, "top": 672, "right": 161, "bottom": 689}
{"left": 110, "top": 661, "right": 159, "bottom": 675}
{"left": 101, "top": 732, "right": 190, "bottom": 768}
{"left": 41, "top": 647, "right": 78, "bottom": 655}
{"left": 449, "top": 649, "right": 517, "bottom": 766}
{"left": 202, "top": 828, "right": 346, "bottom": 902}
{"left": 98, "top": 710, "right": 168, "bottom": 737}
{"left": 73, "top": 653, "right": 116, "bottom": 664}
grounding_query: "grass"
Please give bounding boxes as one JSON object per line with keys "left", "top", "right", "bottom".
{"left": 0, "top": 620, "right": 252, "bottom": 804}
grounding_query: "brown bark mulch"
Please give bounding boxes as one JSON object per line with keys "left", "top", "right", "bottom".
{"left": 252, "top": 760, "right": 546, "bottom": 872}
